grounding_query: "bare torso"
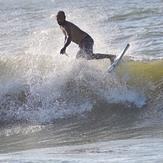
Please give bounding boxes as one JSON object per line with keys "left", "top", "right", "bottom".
{"left": 60, "top": 21, "right": 88, "bottom": 45}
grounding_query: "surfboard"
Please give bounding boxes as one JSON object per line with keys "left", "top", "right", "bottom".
{"left": 105, "top": 43, "right": 130, "bottom": 73}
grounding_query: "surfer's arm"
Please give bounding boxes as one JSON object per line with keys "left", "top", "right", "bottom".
{"left": 60, "top": 35, "right": 71, "bottom": 54}
{"left": 60, "top": 24, "right": 72, "bottom": 54}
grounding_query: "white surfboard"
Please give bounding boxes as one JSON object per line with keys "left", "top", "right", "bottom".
{"left": 105, "top": 43, "right": 130, "bottom": 73}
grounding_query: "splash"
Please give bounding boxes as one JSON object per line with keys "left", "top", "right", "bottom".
{"left": 0, "top": 51, "right": 149, "bottom": 124}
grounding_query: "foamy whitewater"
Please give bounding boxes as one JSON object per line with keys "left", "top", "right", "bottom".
{"left": 0, "top": 0, "right": 163, "bottom": 162}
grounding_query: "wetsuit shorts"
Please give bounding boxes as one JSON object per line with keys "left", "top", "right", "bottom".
{"left": 76, "top": 35, "right": 94, "bottom": 59}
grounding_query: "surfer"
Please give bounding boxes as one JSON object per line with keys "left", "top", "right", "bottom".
{"left": 56, "top": 10, "right": 116, "bottom": 63}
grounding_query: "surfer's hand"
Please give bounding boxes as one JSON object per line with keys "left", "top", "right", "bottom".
{"left": 60, "top": 47, "right": 66, "bottom": 54}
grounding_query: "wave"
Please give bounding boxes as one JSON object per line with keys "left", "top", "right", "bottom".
{"left": 0, "top": 54, "right": 162, "bottom": 125}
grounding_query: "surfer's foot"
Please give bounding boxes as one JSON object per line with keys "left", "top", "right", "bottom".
{"left": 110, "top": 55, "right": 116, "bottom": 64}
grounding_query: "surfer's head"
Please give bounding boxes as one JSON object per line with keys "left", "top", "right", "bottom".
{"left": 56, "top": 10, "right": 66, "bottom": 26}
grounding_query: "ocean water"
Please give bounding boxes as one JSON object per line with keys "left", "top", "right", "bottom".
{"left": 0, "top": 0, "right": 163, "bottom": 162}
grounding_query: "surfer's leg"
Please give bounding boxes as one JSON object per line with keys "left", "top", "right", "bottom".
{"left": 80, "top": 36, "right": 116, "bottom": 62}
{"left": 110, "top": 55, "right": 116, "bottom": 64}
{"left": 93, "top": 53, "right": 116, "bottom": 63}
{"left": 77, "top": 35, "right": 116, "bottom": 62}
{"left": 76, "top": 49, "right": 85, "bottom": 59}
